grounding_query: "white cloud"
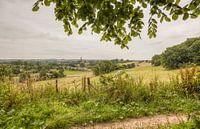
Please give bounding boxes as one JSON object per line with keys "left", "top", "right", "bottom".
{"left": 0, "top": 0, "right": 199, "bottom": 60}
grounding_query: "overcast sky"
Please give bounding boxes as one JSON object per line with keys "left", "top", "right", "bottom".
{"left": 0, "top": 0, "right": 199, "bottom": 60}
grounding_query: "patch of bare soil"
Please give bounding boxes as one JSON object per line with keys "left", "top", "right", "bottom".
{"left": 71, "top": 114, "right": 187, "bottom": 129}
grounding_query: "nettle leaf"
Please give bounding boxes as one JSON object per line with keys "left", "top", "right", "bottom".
{"left": 33, "top": 0, "right": 200, "bottom": 48}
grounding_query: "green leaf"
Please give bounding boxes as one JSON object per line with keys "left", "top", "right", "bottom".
{"left": 32, "top": 5, "right": 39, "bottom": 12}
{"left": 142, "top": 3, "right": 147, "bottom": 8}
{"left": 188, "top": 4, "right": 196, "bottom": 10}
{"left": 172, "top": 13, "right": 178, "bottom": 20}
{"left": 160, "top": 16, "right": 164, "bottom": 23}
{"left": 168, "top": 0, "right": 174, "bottom": 3}
{"left": 165, "top": 17, "right": 171, "bottom": 22}
{"left": 175, "top": 0, "right": 180, "bottom": 5}
{"left": 191, "top": 14, "right": 198, "bottom": 19}
{"left": 33, "top": 0, "right": 200, "bottom": 48}
{"left": 183, "top": 13, "right": 189, "bottom": 20}
{"left": 44, "top": 0, "right": 51, "bottom": 7}
{"left": 72, "top": 20, "right": 78, "bottom": 28}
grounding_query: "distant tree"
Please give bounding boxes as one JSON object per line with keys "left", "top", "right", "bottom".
{"left": 79, "top": 62, "right": 85, "bottom": 68}
{"left": 0, "top": 65, "right": 12, "bottom": 80}
{"left": 39, "top": 69, "right": 48, "bottom": 80}
{"left": 162, "top": 47, "right": 191, "bottom": 69}
{"left": 126, "top": 63, "right": 136, "bottom": 68}
{"left": 12, "top": 66, "right": 21, "bottom": 75}
{"left": 19, "top": 72, "right": 30, "bottom": 83}
{"left": 111, "top": 59, "right": 120, "bottom": 64}
{"left": 151, "top": 55, "right": 162, "bottom": 66}
{"left": 117, "top": 63, "right": 135, "bottom": 70}
{"left": 189, "top": 39, "right": 200, "bottom": 65}
{"left": 92, "top": 61, "right": 117, "bottom": 76}
{"left": 58, "top": 69, "right": 65, "bottom": 78}
{"left": 33, "top": 0, "right": 200, "bottom": 48}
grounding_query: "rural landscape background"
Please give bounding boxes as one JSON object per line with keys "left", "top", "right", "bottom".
{"left": 0, "top": 0, "right": 200, "bottom": 129}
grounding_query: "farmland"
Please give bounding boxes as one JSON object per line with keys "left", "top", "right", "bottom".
{"left": 1, "top": 0, "right": 200, "bottom": 128}
{"left": 32, "top": 64, "right": 180, "bottom": 91}
{"left": 0, "top": 59, "right": 200, "bottom": 129}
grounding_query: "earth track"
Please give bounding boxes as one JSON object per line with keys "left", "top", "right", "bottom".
{"left": 71, "top": 114, "right": 187, "bottom": 129}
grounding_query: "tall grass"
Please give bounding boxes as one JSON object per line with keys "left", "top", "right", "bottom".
{"left": 0, "top": 67, "right": 200, "bottom": 128}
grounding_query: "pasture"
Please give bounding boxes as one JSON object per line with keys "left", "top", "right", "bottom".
{"left": 1, "top": 63, "right": 199, "bottom": 129}
{"left": 32, "top": 65, "right": 179, "bottom": 91}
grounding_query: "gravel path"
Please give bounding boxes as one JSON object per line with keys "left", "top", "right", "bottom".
{"left": 71, "top": 114, "right": 187, "bottom": 129}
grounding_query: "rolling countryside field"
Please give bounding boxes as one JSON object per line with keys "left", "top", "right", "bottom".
{"left": 1, "top": 1, "right": 200, "bottom": 128}
{"left": 1, "top": 60, "right": 199, "bottom": 129}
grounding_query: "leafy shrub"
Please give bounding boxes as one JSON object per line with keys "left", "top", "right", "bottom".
{"left": 96, "top": 71, "right": 153, "bottom": 104}
{"left": 92, "top": 60, "right": 117, "bottom": 76}
{"left": 179, "top": 67, "right": 200, "bottom": 97}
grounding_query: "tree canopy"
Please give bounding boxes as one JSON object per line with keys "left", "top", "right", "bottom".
{"left": 33, "top": 0, "right": 200, "bottom": 48}
{"left": 151, "top": 37, "right": 200, "bottom": 69}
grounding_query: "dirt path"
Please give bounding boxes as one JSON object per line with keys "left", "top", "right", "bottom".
{"left": 71, "top": 114, "right": 187, "bottom": 129}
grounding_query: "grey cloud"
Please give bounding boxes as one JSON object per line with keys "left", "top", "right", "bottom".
{"left": 0, "top": 0, "right": 200, "bottom": 60}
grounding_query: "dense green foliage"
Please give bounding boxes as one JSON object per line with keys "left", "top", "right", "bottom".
{"left": 92, "top": 61, "right": 117, "bottom": 76}
{"left": 152, "top": 37, "right": 200, "bottom": 69}
{"left": 151, "top": 55, "right": 162, "bottom": 66}
{"left": 0, "top": 67, "right": 200, "bottom": 128}
{"left": 0, "top": 60, "right": 89, "bottom": 82}
{"left": 33, "top": 0, "right": 200, "bottom": 48}
{"left": 0, "top": 59, "right": 137, "bottom": 82}
{"left": 0, "top": 65, "right": 12, "bottom": 81}
{"left": 92, "top": 61, "right": 135, "bottom": 76}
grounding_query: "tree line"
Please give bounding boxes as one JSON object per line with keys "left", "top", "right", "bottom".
{"left": 151, "top": 37, "right": 200, "bottom": 69}
{"left": 92, "top": 61, "right": 135, "bottom": 76}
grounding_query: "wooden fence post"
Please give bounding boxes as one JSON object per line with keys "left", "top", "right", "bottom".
{"left": 56, "top": 79, "right": 58, "bottom": 93}
{"left": 82, "top": 76, "right": 86, "bottom": 92}
{"left": 87, "top": 77, "right": 91, "bottom": 92}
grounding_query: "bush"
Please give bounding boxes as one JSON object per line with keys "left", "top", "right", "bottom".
{"left": 178, "top": 67, "right": 200, "bottom": 97}
{"left": 92, "top": 61, "right": 117, "bottom": 76}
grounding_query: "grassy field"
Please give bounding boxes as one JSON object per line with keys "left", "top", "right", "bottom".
{"left": 32, "top": 70, "right": 92, "bottom": 90}
{"left": 125, "top": 66, "right": 179, "bottom": 82}
{"left": 32, "top": 65, "right": 183, "bottom": 90}
{"left": 1, "top": 65, "right": 199, "bottom": 129}
{"left": 64, "top": 70, "right": 91, "bottom": 76}
{"left": 91, "top": 64, "right": 180, "bottom": 85}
